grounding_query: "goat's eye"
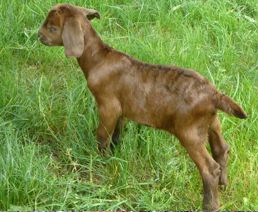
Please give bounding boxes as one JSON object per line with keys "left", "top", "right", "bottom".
{"left": 48, "top": 26, "right": 58, "bottom": 33}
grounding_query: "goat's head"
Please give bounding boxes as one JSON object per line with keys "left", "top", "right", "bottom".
{"left": 38, "top": 3, "right": 100, "bottom": 57}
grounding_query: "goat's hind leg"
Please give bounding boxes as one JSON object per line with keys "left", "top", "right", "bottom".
{"left": 208, "top": 116, "right": 230, "bottom": 187}
{"left": 177, "top": 128, "right": 220, "bottom": 210}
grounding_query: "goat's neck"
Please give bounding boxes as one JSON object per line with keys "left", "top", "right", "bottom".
{"left": 77, "top": 22, "right": 110, "bottom": 78}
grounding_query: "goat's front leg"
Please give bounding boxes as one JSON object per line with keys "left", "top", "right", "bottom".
{"left": 96, "top": 104, "right": 121, "bottom": 153}
{"left": 111, "top": 117, "right": 125, "bottom": 151}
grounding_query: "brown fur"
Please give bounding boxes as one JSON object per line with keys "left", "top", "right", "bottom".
{"left": 38, "top": 4, "right": 247, "bottom": 210}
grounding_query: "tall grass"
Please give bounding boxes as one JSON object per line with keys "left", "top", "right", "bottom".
{"left": 0, "top": 0, "right": 257, "bottom": 210}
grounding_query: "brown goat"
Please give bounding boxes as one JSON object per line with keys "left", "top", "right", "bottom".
{"left": 38, "top": 4, "right": 247, "bottom": 210}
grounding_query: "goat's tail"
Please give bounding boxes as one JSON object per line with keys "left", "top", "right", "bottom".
{"left": 214, "top": 92, "right": 247, "bottom": 119}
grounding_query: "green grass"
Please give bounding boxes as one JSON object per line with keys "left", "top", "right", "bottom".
{"left": 0, "top": 0, "right": 257, "bottom": 210}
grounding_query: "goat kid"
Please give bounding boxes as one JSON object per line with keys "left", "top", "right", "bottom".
{"left": 38, "top": 4, "right": 247, "bottom": 210}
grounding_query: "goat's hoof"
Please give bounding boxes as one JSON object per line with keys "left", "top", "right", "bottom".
{"left": 203, "top": 195, "right": 219, "bottom": 211}
{"left": 219, "top": 184, "right": 227, "bottom": 191}
{"left": 219, "top": 173, "right": 228, "bottom": 188}
{"left": 203, "top": 202, "right": 219, "bottom": 211}
{"left": 98, "top": 146, "right": 107, "bottom": 155}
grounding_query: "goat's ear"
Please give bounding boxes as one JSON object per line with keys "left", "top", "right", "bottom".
{"left": 62, "top": 17, "right": 84, "bottom": 58}
{"left": 77, "top": 7, "right": 100, "bottom": 20}
{"left": 85, "top": 9, "right": 100, "bottom": 20}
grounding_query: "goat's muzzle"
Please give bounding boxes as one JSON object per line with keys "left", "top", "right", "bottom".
{"left": 38, "top": 30, "right": 50, "bottom": 46}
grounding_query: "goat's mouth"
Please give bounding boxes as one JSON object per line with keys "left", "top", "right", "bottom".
{"left": 39, "top": 37, "right": 51, "bottom": 46}
{"left": 38, "top": 32, "right": 52, "bottom": 46}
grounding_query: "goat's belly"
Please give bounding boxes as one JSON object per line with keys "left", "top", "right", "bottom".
{"left": 123, "top": 107, "right": 175, "bottom": 130}
{"left": 120, "top": 87, "right": 178, "bottom": 129}
{"left": 125, "top": 113, "right": 156, "bottom": 128}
